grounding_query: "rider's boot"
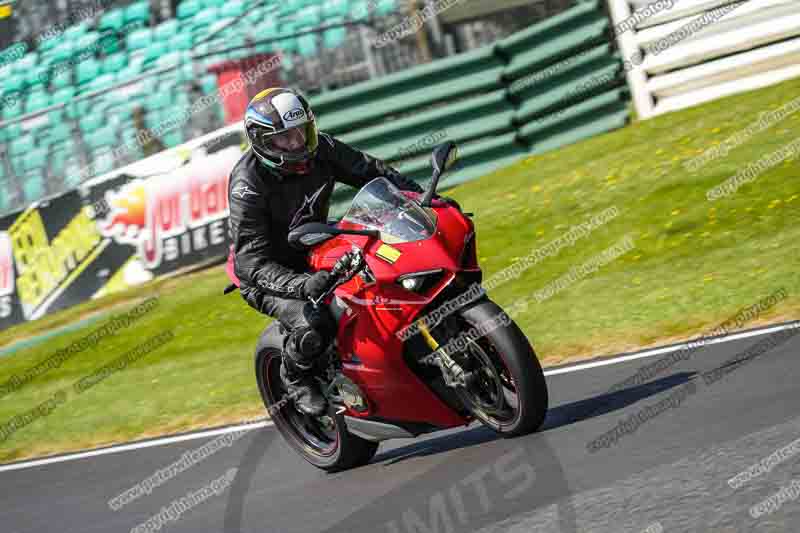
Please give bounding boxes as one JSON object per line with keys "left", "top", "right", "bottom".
{"left": 280, "top": 334, "right": 327, "bottom": 416}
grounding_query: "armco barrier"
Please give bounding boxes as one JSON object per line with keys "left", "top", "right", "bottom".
{"left": 0, "top": 4, "right": 631, "bottom": 330}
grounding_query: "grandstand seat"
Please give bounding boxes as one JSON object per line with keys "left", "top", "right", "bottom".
{"left": 49, "top": 122, "right": 73, "bottom": 144}
{"left": 63, "top": 23, "right": 88, "bottom": 43}
{"left": 177, "top": 0, "right": 203, "bottom": 19}
{"left": 171, "top": 32, "right": 195, "bottom": 51}
{"left": 103, "top": 52, "right": 129, "bottom": 74}
{"left": 142, "top": 41, "right": 170, "bottom": 65}
{"left": 0, "top": 122, "right": 21, "bottom": 144}
{"left": 75, "top": 58, "right": 101, "bottom": 87}
{"left": 49, "top": 66, "right": 73, "bottom": 90}
{"left": 85, "top": 126, "right": 117, "bottom": 151}
{"left": 76, "top": 31, "right": 101, "bottom": 53}
{"left": 99, "top": 8, "right": 126, "bottom": 32}
{"left": 79, "top": 113, "right": 105, "bottom": 134}
{"left": 203, "top": 0, "right": 227, "bottom": 8}
{"left": 91, "top": 148, "right": 116, "bottom": 175}
{"left": 24, "top": 91, "right": 51, "bottom": 114}
{"left": 193, "top": 7, "right": 220, "bottom": 30}
{"left": 51, "top": 86, "right": 77, "bottom": 106}
{"left": 86, "top": 73, "right": 116, "bottom": 93}
{"left": 323, "top": 0, "right": 350, "bottom": 18}
{"left": 296, "top": 5, "right": 322, "bottom": 28}
{"left": 3, "top": 72, "right": 25, "bottom": 93}
{"left": 125, "top": 2, "right": 151, "bottom": 26}
{"left": 22, "top": 171, "right": 46, "bottom": 202}
{"left": 220, "top": 0, "right": 247, "bottom": 18}
{"left": 323, "top": 20, "right": 347, "bottom": 49}
{"left": 26, "top": 65, "right": 50, "bottom": 89}
{"left": 23, "top": 147, "right": 48, "bottom": 172}
{"left": 50, "top": 41, "right": 75, "bottom": 67}
{"left": 298, "top": 34, "right": 318, "bottom": 57}
{"left": 280, "top": 37, "right": 299, "bottom": 54}
{"left": 154, "top": 19, "right": 180, "bottom": 41}
{"left": 8, "top": 134, "right": 34, "bottom": 156}
{"left": 126, "top": 28, "right": 153, "bottom": 51}
{"left": 376, "top": 0, "right": 398, "bottom": 16}
{"left": 15, "top": 52, "right": 38, "bottom": 72}
{"left": 1, "top": 97, "right": 23, "bottom": 121}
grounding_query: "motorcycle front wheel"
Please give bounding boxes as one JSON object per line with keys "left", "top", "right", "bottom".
{"left": 255, "top": 347, "right": 379, "bottom": 472}
{"left": 453, "top": 298, "right": 549, "bottom": 437}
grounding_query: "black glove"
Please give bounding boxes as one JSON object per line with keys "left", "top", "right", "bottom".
{"left": 302, "top": 271, "right": 332, "bottom": 300}
{"left": 435, "top": 194, "right": 462, "bottom": 211}
{"left": 390, "top": 173, "right": 424, "bottom": 194}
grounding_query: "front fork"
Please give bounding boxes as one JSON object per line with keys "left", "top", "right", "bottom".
{"left": 418, "top": 323, "right": 472, "bottom": 388}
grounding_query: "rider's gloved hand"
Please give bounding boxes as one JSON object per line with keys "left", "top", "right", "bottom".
{"left": 434, "top": 194, "right": 462, "bottom": 211}
{"left": 302, "top": 271, "right": 332, "bottom": 300}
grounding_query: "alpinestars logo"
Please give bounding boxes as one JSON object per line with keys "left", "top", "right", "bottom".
{"left": 290, "top": 184, "right": 328, "bottom": 230}
{"left": 232, "top": 184, "right": 258, "bottom": 200}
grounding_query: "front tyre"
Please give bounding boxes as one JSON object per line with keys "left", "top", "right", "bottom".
{"left": 456, "top": 299, "right": 548, "bottom": 437}
{"left": 255, "top": 347, "right": 378, "bottom": 472}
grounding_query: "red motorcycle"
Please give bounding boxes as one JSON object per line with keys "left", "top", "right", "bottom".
{"left": 225, "top": 143, "right": 548, "bottom": 471}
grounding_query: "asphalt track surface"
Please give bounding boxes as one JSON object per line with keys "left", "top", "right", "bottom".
{"left": 2, "top": 323, "right": 799, "bottom": 533}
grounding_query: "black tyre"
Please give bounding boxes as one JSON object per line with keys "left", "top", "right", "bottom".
{"left": 255, "top": 347, "right": 379, "bottom": 472}
{"left": 454, "top": 298, "right": 548, "bottom": 437}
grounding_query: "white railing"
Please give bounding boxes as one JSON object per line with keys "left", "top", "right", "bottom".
{"left": 607, "top": 0, "right": 800, "bottom": 119}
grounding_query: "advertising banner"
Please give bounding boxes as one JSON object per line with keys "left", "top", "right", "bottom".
{"left": 0, "top": 127, "right": 246, "bottom": 330}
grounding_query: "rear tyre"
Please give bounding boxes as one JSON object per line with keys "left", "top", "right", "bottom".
{"left": 255, "top": 347, "right": 378, "bottom": 471}
{"left": 455, "top": 298, "right": 548, "bottom": 437}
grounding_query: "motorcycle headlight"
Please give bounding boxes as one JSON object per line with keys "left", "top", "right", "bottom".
{"left": 396, "top": 269, "right": 444, "bottom": 293}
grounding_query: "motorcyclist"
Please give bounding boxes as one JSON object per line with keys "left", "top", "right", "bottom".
{"left": 228, "top": 87, "right": 424, "bottom": 416}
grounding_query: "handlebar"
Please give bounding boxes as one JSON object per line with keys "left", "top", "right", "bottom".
{"left": 309, "top": 247, "right": 365, "bottom": 307}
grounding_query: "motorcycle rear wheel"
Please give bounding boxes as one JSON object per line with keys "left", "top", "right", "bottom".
{"left": 255, "top": 347, "right": 379, "bottom": 472}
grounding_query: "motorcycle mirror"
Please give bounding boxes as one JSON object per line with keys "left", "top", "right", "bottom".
{"left": 288, "top": 222, "right": 380, "bottom": 250}
{"left": 421, "top": 142, "right": 458, "bottom": 207}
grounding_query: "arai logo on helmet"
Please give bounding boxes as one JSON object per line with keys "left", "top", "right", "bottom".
{"left": 283, "top": 108, "right": 305, "bottom": 122}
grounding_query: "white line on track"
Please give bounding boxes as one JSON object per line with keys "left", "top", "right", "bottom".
{"left": 0, "top": 321, "right": 796, "bottom": 474}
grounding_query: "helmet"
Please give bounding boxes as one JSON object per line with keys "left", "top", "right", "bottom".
{"left": 244, "top": 88, "right": 319, "bottom": 175}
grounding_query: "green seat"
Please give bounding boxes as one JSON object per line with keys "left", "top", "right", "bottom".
{"left": 15, "top": 52, "right": 39, "bottom": 71}
{"left": 127, "top": 28, "right": 153, "bottom": 51}
{"left": 117, "top": 62, "right": 144, "bottom": 82}
{"left": 162, "top": 129, "right": 184, "bottom": 148}
{"left": 193, "top": 7, "right": 220, "bottom": 28}
{"left": 9, "top": 135, "right": 35, "bottom": 156}
{"left": 23, "top": 148, "right": 48, "bottom": 171}
{"left": 220, "top": 0, "right": 247, "bottom": 18}
{"left": 49, "top": 66, "right": 73, "bottom": 89}
{"left": 323, "top": 20, "right": 347, "bottom": 49}
{"left": 63, "top": 23, "right": 88, "bottom": 42}
{"left": 99, "top": 8, "right": 126, "bottom": 32}
{"left": 200, "top": 74, "right": 217, "bottom": 94}
{"left": 323, "top": 0, "right": 349, "bottom": 18}
{"left": 52, "top": 86, "right": 77, "bottom": 105}
{"left": 22, "top": 171, "right": 45, "bottom": 202}
{"left": 3, "top": 73, "right": 25, "bottom": 93}
{"left": 26, "top": 65, "right": 50, "bottom": 88}
{"left": 50, "top": 41, "right": 76, "bottom": 68}
{"left": 142, "top": 41, "right": 170, "bottom": 65}
{"left": 49, "top": 121, "right": 73, "bottom": 143}
{"left": 103, "top": 52, "right": 129, "bottom": 74}
{"left": 91, "top": 149, "right": 116, "bottom": 175}
{"left": 86, "top": 73, "right": 116, "bottom": 93}
{"left": 79, "top": 113, "right": 105, "bottom": 134}
{"left": 178, "top": 0, "right": 203, "bottom": 19}
{"left": 296, "top": 5, "right": 321, "bottom": 27}
{"left": 170, "top": 32, "right": 195, "bottom": 51}
{"left": 86, "top": 126, "right": 116, "bottom": 150}
{"left": 203, "top": 0, "right": 226, "bottom": 8}
{"left": 375, "top": 0, "right": 397, "bottom": 16}
{"left": 76, "top": 32, "right": 101, "bottom": 53}
{"left": 145, "top": 90, "right": 172, "bottom": 111}
{"left": 297, "top": 34, "right": 318, "bottom": 57}
{"left": 125, "top": 2, "right": 151, "bottom": 26}
{"left": 0, "top": 122, "right": 21, "bottom": 143}
{"left": 156, "top": 51, "right": 183, "bottom": 69}
{"left": 350, "top": 0, "right": 370, "bottom": 20}
{"left": 75, "top": 58, "right": 101, "bottom": 86}
{"left": 280, "top": 37, "right": 299, "bottom": 54}
{"left": 1, "top": 97, "right": 23, "bottom": 121}
{"left": 24, "top": 91, "right": 51, "bottom": 114}
{"left": 154, "top": 19, "right": 180, "bottom": 41}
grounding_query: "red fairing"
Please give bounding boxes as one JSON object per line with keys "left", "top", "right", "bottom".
{"left": 307, "top": 201, "right": 478, "bottom": 430}
{"left": 226, "top": 245, "right": 240, "bottom": 287}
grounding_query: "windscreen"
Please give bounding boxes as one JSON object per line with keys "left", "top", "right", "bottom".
{"left": 342, "top": 178, "right": 436, "bottom": 244}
